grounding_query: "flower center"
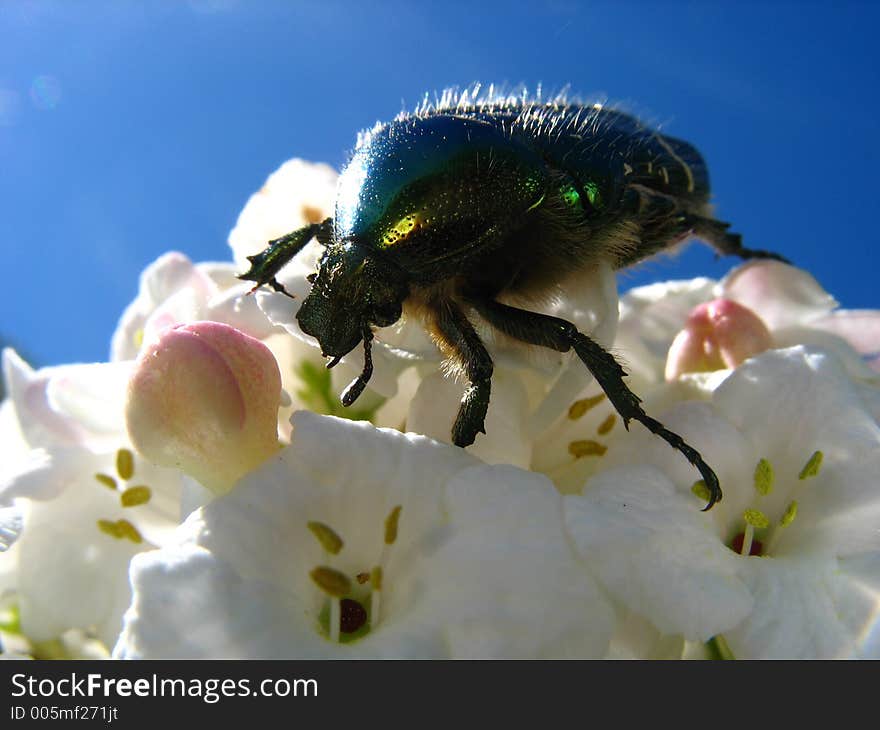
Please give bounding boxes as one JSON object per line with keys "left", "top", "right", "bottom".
{"left": 693, "top": 450, "right": 823, "bottom": 557}
{"left": 308, "top": 505, "right": 402, "bottom": 644}
{"left": 93, "top": 447, "right": 154, "bottom": 544}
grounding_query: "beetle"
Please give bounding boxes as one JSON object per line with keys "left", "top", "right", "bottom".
{"left": 239, "top": 89, "right": 787, "bottom": 510}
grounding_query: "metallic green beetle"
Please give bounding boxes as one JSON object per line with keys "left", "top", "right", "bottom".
{"left": 240, "top": 90, "right": 787, "bottom": 510}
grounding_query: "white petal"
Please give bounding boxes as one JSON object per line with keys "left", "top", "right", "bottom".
{"left": 565, "top": 465, "right": 753, "bottom": 640}
{"left": 721, "top": 260, "right": 838, "bottom": 330}
{"left": 727, "top": 554, "right": 880, "bottom": 658}
{"left": 406, "top": 369, "right": 533, "bottom": 468}
{"left": 432, "top": 464, "right": 614, "bottom": 658}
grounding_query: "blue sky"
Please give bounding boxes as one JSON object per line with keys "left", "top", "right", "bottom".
{"left": 2, "top": 1, "right": 878, "bottom": 367}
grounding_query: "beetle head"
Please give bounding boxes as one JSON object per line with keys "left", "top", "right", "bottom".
{"left": 296, "top": 242, "right": 407, "bottom": 361}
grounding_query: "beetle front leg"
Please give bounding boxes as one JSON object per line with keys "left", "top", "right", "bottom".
{"left": 430, "top": 299, "right": 494, "bottom": 448}
{"left": 237, "top": 217, "right": 333, "bottom": 297}
{"left": 468, "top": 297, "right": 722, "bottom": 510}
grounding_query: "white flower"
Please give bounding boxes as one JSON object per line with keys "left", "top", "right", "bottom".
{"left": 617, "top": 260, "right": 880, "bottom": 386}
{"left": 0, "top": 350, "right": 182, "bottom": 650}
{"left": 115, "top": 412, "right": 614, "bottom": 658}
{"left": 564, "top": 347, "right": 880, "bottom": 657}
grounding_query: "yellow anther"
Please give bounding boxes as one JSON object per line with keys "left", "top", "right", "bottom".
{"left": 798, "top": 450, "right": 823, "bottom": 480}
{"left": 356, "top": 572, "right": 370, "bottom": 585}
{"left": 116, "top": 448, "right": 135, "bottom": 480}
{"left": 568, "top": 439, "right": 607, "bottom": 458}
{"left": 133, "top": 328, "right": 144, "bottom": 349}
{"left": 307, "top": 522, "right": 344, "bottom": 555}
{"left": 384, "top": 506, "right": 402, "bottom": 545}
{"left": 94, "top": 473, "right": 118, "bottom": 491}
{"left": 310, "top": 566, "right": 351, "bottom": 598}
{"left": 743, "top": 508, "right": 770, "bottom": 529}
{"left": 371, "top": 566, "right": 383, "bottom": 591}
{"left": 597, "top": 414, "right": 616, "bottom": 435}
{"left": 97, "top": 518, "right": 143, "bottom": 544}
{"left": 120, "top": 486, "right": 151, "bottom": 507}
{"left": 753, "top": 458, "right": 774, "bottom": 496}
{"left": 780, "top": 500, "right": 798, "bottom": 527}
{"left": 567, "top": 394, "right": 605, "bottom": 420}
{"left": 691, "top": 480, "right": 711, "bottom": 503}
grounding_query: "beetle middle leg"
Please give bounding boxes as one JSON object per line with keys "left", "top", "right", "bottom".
{"left": 428, "top": 299, "right": 494, "bottom": 448}
{"left": 467, "top": 296, "right": 722, "bottom": 509}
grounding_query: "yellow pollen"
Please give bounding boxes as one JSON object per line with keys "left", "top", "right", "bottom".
{"left": 743, "top": 508, "right": 770, "bottom": 529}
{"left": 568, "top": 393, "right": 605, "bottom": 420}
{"left": 356, "top": 572, "right": 370, "bottom": 584}
{"left": 307, "top": 522, "right": 344, "bottom": 555}
{"left": 754, "top": 458, "right": 774, "bottom": 496}
{"left": 798, "top": 450, "right": 823, "bottom": 480}
{"left": 116, "top": 448, "right": 135, "bottom": 480}
{"left": 597, "top": 414, "right": 616, "bottom": 435}
{"left": 310, "top": 566, "right": 351, "bottom": 597}
{"left": 780, "top": 500, "right": 798, "bottom": 527}
{"left": 120, "top": 486, "right": 151, "bottom": 507}
{"left": 97, "top": 519, "right": 143, "bottom": 544}
{"left": 371, "top": 566, "right": 384, "bottom": 591}
{"left": 691, "top": 480, "right": 711, "bottom": 503}
{"left": 133, "top": 328, "right": 144, "bottom": 348}
{"left": 384, "top": 506, "right": 402, "bottom": 545}
{"left": 94, "top": 473, "right": 117, "bottom": 490}
{"left": 568, "top": 439, "right": 607, "bottom": 458}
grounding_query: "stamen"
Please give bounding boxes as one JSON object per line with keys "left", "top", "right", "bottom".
{"left": 743, "top": 508, "right": 770, "bottom": 529}
{"left": 384, "top": 506, "right": 402, "bottom": 545}
{"left": 798, "top": 450, "right": 823, "bottom": 480}
{"left": 568, "top": 393, "right": 605, "bottom": 420}
{"left": 308, "top": 522, "right": 344, "bottom": 555}
{"left": 568, "top": 439, "right": 607, "bottom": 458}
{"left": 94, "top": 473, "right": 117, "bottom": 490}
{"left": 371, "top": 566, "right": 383, "bottom": 627}
{"left": 120, "top": 486, "right": 151, "bottom": 507}
{"left": 97, "top": 519, "right": 143, "bottom": 544}
{"left": 310, "top": 566, "right": 351, "bottom": 597}
{"left": 356, "top": 572, "right": 370, "bottom": 584}
{"left": 371, "top": 566, "right": 383, "bottom": 591}
{"left": 779, "top": 500, "right": 798, "bottom": 527}
{"left": 753, "top": 458, "right": 774, "bottom": 496}
{"left": 597, "top": 414, "right": 616, "bottom": 435}
{"left": 740, "top": 524, "right": 755, "bottom": 557}
{"left": 116, "top": 448, "right": 135, "bottom": 480}
{"left": 731, "top": 532, "right": 763, "bottom": 556}
{"left": 691, "top": 480, "right": 711, "bottom": 503}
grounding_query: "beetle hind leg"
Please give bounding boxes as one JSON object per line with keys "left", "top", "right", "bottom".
{"left": 468, "top": 296, "right": 722, "bottom": 509}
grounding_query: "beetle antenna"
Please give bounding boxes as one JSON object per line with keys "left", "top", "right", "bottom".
{"left": 341, "top": 326, "right": 374, "bottom": 407}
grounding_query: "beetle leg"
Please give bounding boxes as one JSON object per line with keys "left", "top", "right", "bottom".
{"left": 468, "top": 296, "right": 721, "bottom": 510}
{"left": 429, "top": 299, "right": 494, "bottom": 448}
{"left": 237, "top": 217, "right": 334, "bottom": 296}
{"left": 341, "top": 326, "right": 374, "bottom": 407}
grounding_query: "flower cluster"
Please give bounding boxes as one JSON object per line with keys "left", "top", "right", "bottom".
{"left": 2, "top": 159, "right": 879, "bottom": 659}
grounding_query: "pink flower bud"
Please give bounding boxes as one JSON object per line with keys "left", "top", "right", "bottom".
{"left": 126, "top": 322, "right": 281, "bottom": 494}
{"left": 665, "top": 299, "right": 773, "bottom": 380}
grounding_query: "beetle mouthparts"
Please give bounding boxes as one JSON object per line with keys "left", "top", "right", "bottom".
{"left": 326, "top": 355, "right": 342, "bottom": 369}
